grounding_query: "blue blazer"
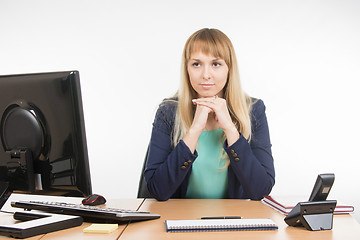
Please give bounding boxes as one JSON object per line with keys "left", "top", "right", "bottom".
{"left": 144, "top": 98, "right": 275, "bottom": 201}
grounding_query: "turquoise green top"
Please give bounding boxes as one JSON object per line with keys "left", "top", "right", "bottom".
{"left": 186, "top": 128, "right": 228, "bottom": 199}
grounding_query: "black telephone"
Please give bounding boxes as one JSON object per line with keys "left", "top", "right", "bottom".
{"left": 308, "top": 173, "right": 335, "bottom": 202}
{"left": 284, "top": 173, "right": 336, "bottom": 231}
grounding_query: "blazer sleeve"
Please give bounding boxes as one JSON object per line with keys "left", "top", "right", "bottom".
{"left": 224, "top": 99, "right": 275, "bottom": 200}
{"left": 144, "top": 101, "right": 198, "bottom": 201}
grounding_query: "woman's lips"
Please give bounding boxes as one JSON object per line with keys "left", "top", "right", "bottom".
{"left": 200, "top": 84, "right": 214, "bottom": 89}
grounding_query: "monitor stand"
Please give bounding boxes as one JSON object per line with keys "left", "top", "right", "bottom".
{"left": 5, "top": 148, "right": 35, "bottom": 193}
{"left": 0, "top": 181, "right": 11, "bottom": 209}
{"left": 0, "top": 148, "right": 35, "bottom": 209}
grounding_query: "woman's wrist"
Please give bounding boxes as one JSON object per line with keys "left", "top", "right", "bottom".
{"left": 183, "top": 127, "right": 202, "bottom": 153}
{"left": 224, "top": 126, "right": 240, "bottom": 146}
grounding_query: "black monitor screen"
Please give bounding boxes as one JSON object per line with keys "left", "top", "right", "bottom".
{"left": 0, "top": 71, "right": 92, "bottom": 199}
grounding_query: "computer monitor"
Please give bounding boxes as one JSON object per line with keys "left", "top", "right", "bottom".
{"left": 0, "top": 71, "right": 92, "bottom": 206}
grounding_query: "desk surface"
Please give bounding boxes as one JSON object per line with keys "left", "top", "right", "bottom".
{"left": 121, "top": 199, "right": 360, "bottom": 240}
{"left": 1, "top": 198, "right": 359, "bottom": 239}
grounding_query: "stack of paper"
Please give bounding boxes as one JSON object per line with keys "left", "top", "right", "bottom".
{"left": 262, "top": 195, "right": 354, "bottom": 215}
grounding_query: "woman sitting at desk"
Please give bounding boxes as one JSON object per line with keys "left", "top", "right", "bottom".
{"left": 144, "top": 28, "right": 275, "bottom": 201}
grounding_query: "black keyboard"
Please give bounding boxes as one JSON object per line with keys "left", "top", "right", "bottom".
{"left": 11, "top": 200, "right": 160, "bottom": 223}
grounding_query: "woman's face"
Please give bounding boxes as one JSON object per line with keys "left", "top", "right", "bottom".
{"left": 187, "top": 51, "right": 229, "bottom": 98}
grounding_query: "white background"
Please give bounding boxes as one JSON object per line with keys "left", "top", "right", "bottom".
{"left": 1, "top": 0, "right": 359, "bottom": 220}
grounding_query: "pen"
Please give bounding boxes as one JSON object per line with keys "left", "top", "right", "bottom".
{"left": 201, "top": 216, "right": 242, "bottom": 219}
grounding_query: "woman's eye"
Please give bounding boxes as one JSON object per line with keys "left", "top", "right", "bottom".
{"left": 192, "top": 62, "right": 200, "bottom": 67}
{"left": 213, "top": 62, "right": 221, "bottom": 67}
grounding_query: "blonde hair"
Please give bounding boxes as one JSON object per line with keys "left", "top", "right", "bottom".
{"left": 171, "top": 28, "right": 252, "bottom": 162}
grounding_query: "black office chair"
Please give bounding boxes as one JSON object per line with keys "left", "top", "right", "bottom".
{"left": 137, "top": 147, "right": 153, "bottom": 198}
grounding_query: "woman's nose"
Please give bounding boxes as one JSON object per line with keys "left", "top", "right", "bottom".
{"left": 202, "top": 65, "right": 211, "bottom": 80}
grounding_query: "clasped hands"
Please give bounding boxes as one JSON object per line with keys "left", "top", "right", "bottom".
{"left": 191, "top": 96, "right": 239, "bottom": 145}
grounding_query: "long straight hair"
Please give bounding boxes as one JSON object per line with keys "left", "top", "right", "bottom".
{"left": 171, "top": 28, "right": 252, "bottom": 155}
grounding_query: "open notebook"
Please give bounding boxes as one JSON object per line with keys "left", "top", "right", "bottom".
{"left": 165, "top": 219, "right": 278, "bottom": 232}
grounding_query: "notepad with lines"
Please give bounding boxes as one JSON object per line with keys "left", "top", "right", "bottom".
{"left": 165, "top": 219, "right": 278, "bottom": 232}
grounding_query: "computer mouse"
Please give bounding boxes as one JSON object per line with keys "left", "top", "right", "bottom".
{"left": 82, "top": 194, "right": 106, "bottom": 206}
